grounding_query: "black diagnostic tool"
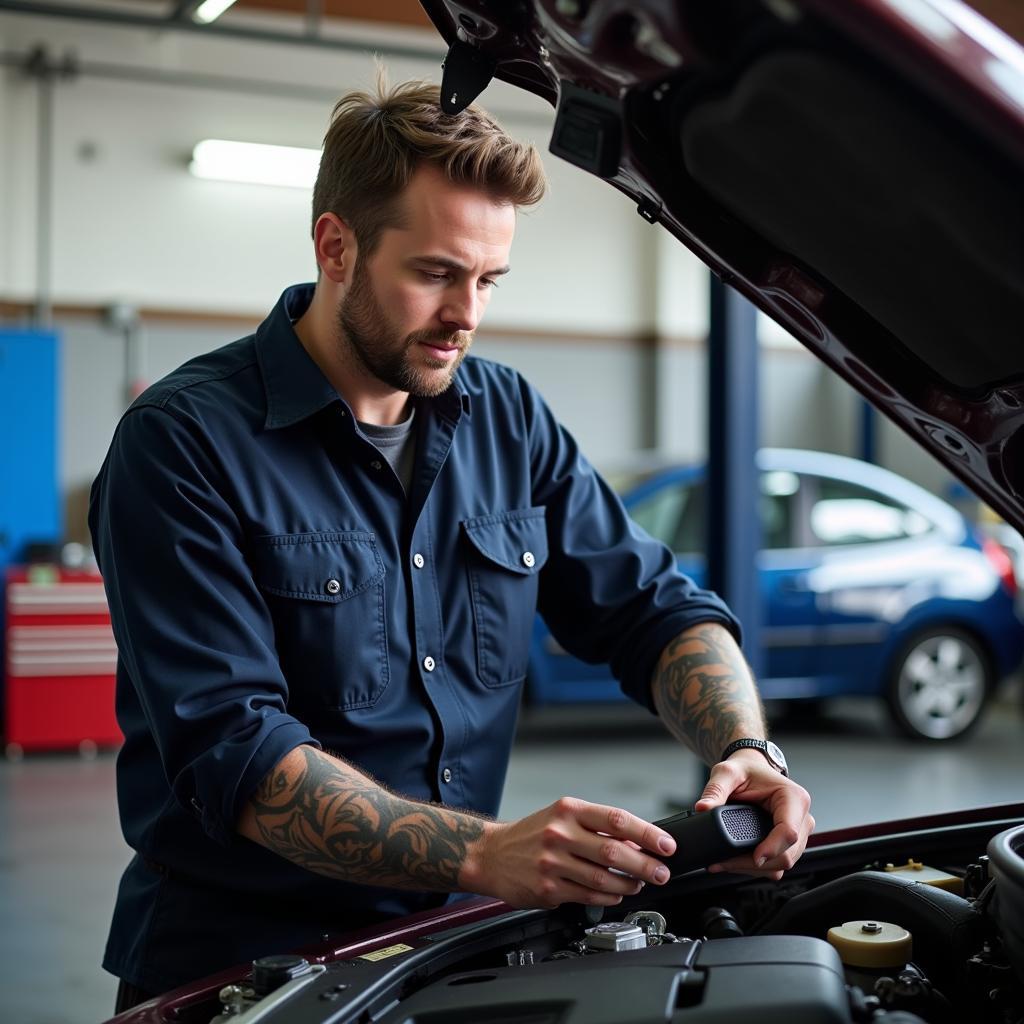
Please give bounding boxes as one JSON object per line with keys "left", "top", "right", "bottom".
{"left": 653, "top": 804, "right": 774, "bottom": 877}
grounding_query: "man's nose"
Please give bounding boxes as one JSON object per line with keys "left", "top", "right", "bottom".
{"left": 440, "top": 286, "right": 480, "bottom": 333}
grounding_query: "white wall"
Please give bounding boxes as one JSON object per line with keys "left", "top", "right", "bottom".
{"left": 0, "top": 7, "right": 653, "bottom": 325}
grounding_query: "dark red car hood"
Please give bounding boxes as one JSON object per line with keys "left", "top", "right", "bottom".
{"left": 420, "top": 0, "right": 1024, "bottom": 529}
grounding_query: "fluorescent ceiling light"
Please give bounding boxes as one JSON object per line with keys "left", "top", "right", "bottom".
{"left": 192, "top": 0, "right": 239, "bottom": 25}
{"left": 189, "top": 139, "right": 321, "bottom": 189}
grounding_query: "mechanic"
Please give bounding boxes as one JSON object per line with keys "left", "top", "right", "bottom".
{"left": 89, "top": 78, "right": 814, "bottom": 1013}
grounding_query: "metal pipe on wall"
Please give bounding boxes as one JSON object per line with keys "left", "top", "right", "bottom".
{"left": 0, "top": 1, "right": 444, "bottom": 62}
{"left": 106, "top": 303, "right": 146, "bottom": 407}
{"left": 305, "top": 0, "right": 324, "bottom": 38}
{"left": 0, "top": 50, "right": 551, "bottom": 127}
{"left": 35, "top": 62, "right": 53, "bottom": 326}
{"left": 21, "top": 46, "right": 76, "bottom": 327}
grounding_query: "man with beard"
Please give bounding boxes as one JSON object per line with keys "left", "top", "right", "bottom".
{"left": 90, "top": 79, "right": 813, "bottom": 1012}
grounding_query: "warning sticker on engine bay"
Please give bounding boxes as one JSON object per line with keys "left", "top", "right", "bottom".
{"left": 358, "top": 943, "right": 414, "bottom": 962}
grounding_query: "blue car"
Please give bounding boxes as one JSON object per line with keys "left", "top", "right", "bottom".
{"left": 529, "top": 449, "right": 1024, "bottom": 741}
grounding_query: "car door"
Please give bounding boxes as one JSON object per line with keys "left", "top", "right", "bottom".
{"left": 527, "top": 469, "right": 700, "bottom": 705}
{"left": 528, "top": 463, "right": 823, "bottom": 703}
{"left": 530, "top": 468, "right": 710, "bottom": 705}
{"left": 659, "top": 466, "right": 822, "bottom": 698}
{"left": 796, "top": 472, "right": 937, "bottom": 696}
{"left": 756, "top": 468, "right": 828, "bottom": 697}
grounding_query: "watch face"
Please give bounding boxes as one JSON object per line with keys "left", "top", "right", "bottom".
{"left": 766, "top": 741, "right": 787, "bottom": 770}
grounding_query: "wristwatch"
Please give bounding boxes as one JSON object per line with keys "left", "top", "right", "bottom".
{"left": 720, "top": 738, "right": 789, "bottom": 777}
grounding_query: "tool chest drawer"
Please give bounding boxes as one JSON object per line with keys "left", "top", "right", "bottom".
{"left": 4, "top": 568, "right": 121, "bottom": 757}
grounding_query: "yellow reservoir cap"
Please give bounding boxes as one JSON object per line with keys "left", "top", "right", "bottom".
{"left": 882, "top": 860, "right": 964, "bottom": 895}
{"left": 827, "top": 920, "right": 912, "bottom": 969}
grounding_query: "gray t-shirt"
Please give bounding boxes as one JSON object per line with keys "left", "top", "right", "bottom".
{"left": 358, "top": 407, "right": 417, "bottom": 494}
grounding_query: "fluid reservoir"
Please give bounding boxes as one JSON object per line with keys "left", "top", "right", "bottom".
{"left": 882, "top": 859, "right": 964, "bottom": 895}
{"left": 828, "top": 919, "right": 914, "bottom": 997}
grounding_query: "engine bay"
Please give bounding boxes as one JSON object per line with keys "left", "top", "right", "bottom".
{"left": 179, "top": 813, "right": 1024, "bottom": 1024}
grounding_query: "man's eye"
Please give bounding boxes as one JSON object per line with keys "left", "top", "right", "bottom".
{"left": 480, "top": 278, "right": 499, "bottom": 289}
{"left": 421, "top": 271, "right": 449, "bottom": 282}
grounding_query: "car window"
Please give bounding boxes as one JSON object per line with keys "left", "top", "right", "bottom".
{"left": 673, "top": 481, "right": 705, "bottom": 554}
{"left": 760, "top": 471, "right": 798, "bottom": 550}
{"left": 807, "top": 476, "right": 932, "bottom": 545}
{"left": 629, "top": 479, "right": 691, "bottom": 549}
{"left": 629, "top": 473, "right": 796, "bottom": 554}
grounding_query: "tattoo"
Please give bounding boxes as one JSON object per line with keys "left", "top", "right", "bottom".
{"left": 249, "top": 746, "right": 485, "bottom": 890}
{"left": 651, "top": 622, "right": 766, "bottom": 765}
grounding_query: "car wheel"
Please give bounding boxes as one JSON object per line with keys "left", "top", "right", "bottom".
{"left": 887, "top": 627, "right": 992, "bottom": 741}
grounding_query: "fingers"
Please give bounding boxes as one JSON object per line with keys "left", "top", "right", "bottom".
{"left": 709, "top": 804, "right": 815, "bottom": 878}
{"left": 474, "top": 799, "right": 678, "bottom": 910}
{"left": 570, "top": 837, "right": 670, "bottom": 889}
{"left": 554, "top": 854, "right": 649, "bottom": 900}
{"left": 542, "top": 798, "right": 674, "bottom": 888}
{"left": 753, "top": 786, "right": 813, "bottom": 867}
{"left": 533, "top": 874, "right": 642, "bottom": 910}
{"left": 746, "top": 773, "right": 813, "bottom": 870}
{"left": 694, "top": 760, "right": 745, "bottom": 811}
{"left": 568, "top": 798, "right": 677, "bottom": 857}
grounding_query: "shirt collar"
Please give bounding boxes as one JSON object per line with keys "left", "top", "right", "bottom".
{"left": 256, "top": 283, "right": 473, "bottom": 430}
{"left": 256, "top": 284, "right": 340, "bottom": 430}
{"left": 423, "top": 374, "right": 472, "bottom": 425}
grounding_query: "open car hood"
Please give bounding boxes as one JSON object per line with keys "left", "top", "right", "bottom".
{"left": 420, "top": 0, "right": 1024, "bottom": 530}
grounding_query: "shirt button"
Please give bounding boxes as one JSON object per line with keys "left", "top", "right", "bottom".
{"left": 412, "top": 553, "right": 425, "bottom": 569}
{"left": 423, "top": 655, "right": 435, "bottom": 672}
{"left": 442, "top": 768, "right": 452, "bottom": 784}
{"left": 522, "top": 551, "right": 536, "bottom": 568}
{"left": 325, "top": 579, "right": 341, "bottom": 595}
{"left": 370, "top": 460, "right": 383, "bottom": 471}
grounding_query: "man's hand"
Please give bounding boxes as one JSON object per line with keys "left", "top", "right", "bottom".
{"left": 696, "top": 749, "right": 814, "bottom": 879}
{"left": 459, "top": 797, "right": 679, "bottom": 909}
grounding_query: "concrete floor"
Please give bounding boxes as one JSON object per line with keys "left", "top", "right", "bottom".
{"left": 2, "top": 687, "right": 1022, "bottom": 1024}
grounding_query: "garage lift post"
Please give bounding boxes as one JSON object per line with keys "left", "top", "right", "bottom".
{"left": 707, "top": 275, "right": 763, "bottom": 681}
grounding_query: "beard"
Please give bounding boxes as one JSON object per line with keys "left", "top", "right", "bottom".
{"left": 336, "top": 261, "right": 472, "bottom": 398}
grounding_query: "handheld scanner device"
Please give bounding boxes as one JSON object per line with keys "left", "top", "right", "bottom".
{"left": 654, "top": 804, "right": 774, "bottom": 877}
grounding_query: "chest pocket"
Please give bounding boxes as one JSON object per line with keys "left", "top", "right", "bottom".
{"left": 462, "top": 507, "right": 548, "bottom": 688}
{"left": 252, "top": 532, "right": 389, "bottom": 710}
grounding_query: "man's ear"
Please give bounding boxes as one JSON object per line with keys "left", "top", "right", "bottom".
{"left": 313, "top": 213, "right": 356, "bottom": 285}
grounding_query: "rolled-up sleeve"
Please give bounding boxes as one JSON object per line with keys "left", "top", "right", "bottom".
{"left": 521, "top": 377, "right": 742, "bottom": 713}
{"left": 90, "top": 403, "right": 318, "bottom": 845}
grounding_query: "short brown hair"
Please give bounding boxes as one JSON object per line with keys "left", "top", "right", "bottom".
{"left": 312, "top": 76, "right": 546, "bottom": 253}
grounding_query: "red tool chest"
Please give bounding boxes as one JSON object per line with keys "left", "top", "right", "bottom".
{"left": 4, "top": 567, "right": 122, "bottom": 757}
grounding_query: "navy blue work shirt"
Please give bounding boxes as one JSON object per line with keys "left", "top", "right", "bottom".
{"left": 89, "top": 284, "right": 741, "bottom": 993}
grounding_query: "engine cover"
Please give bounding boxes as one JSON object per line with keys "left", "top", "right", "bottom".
{"left": 360, "top": 934, "right": 851, "bottom": 1023}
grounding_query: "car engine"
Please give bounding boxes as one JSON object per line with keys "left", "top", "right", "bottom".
{"left": 187, "top": 819, "right": 1024, "bottom": 1024}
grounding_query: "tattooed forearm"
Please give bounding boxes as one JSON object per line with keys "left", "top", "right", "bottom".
{"left": 651, "top": 622, "right": 766, "bottom": 765}
{"left": 242, "top": 746, "right": 486, "bottom": 891}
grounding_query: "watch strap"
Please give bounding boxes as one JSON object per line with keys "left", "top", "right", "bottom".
{"left": 720, "top": 738, "right": 789, "bottom": 776}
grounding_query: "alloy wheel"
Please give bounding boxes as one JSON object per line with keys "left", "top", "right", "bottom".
{"left": 890, "top": 629, "right": 990, "bottom": 740}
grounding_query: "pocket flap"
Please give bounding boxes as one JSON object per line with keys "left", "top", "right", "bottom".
{"left": 253, "top": 532, "right": 383, "bottom": 602}
{"left": 462, "top": 508, "right": 549, "bottom": 575}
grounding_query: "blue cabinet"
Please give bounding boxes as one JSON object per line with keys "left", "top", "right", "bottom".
{"left": 0, "top": 330, "right": 61, "bottom": 569}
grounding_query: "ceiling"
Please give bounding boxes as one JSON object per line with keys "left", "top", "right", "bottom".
{"left": 236, "top": 1, "right": 1024, "bottom": 45}
{"left": 230, "top": 0, "right": 432, "bottom": 29}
